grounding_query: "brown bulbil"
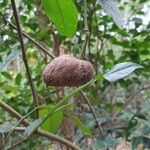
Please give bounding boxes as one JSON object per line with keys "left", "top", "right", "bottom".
{"left": 42, "top": 54, "right": 94, "bottom": 87}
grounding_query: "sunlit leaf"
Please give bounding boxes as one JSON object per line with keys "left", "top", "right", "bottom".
{"left": 98, "top": 0, "right": 124, "bottom": 28}
{"left": 103, "top": 62, "right": 144, "bottom": 82}
{"left": 41, "top": 0, "right": 78, "bottom": 37}
{"left": 2, "top": 85, "right": 18, "bottom": 92}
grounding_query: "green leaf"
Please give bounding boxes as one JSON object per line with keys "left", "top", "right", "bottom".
{"left": 39, "top": 104, "right": 63, "bottom": 133}
{"left": 135, "top": 114, "right": 147, "bottom": 120}
{"left": 23, "top": 118, "right": 43, "bottom": 138}
{"left": 2, "top": 85, "right": 17, "bottom": 92}
{"left": 1, "top": 72, "right": 13, "bottom": 80}
{"left": 72, "top": 116, "right": 91, "bottom": 136}
{"left": 41, "top": 0, "right": 78, "bottom": 37}
{"left": 113, "top": 102, "right": 124, "bottom": 111}
{"left": 15, "top": 73, "right": 22, "bottom": 85}
{"left": 103, "top": 62, "right": 144, "bottom": 82}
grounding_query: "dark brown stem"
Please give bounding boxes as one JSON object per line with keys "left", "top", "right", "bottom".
{"left": 8, "top": 128, "right": 79, "bottom": 150}
{"left": 80, "top": 91, "right": 104, "bottom": 135}
{"left": 81, "top": 0, "right": 96, "bottom": 59}
{"left": 0, "top": 101, "right": 30, "bottom": 126}
{"left": 10, "top": 0, "right": 39, "bottom": 118}
{"left": 50, "top": 26, "right": 60, "bottom": 57}
{"left": 88, "top": 0, "right": 96, "bottom": 33}
{"left": 0, "top": 12, "right": 54, "bottom": 59}
{"left": 0, "top": 101, "right": 80, "bottom": 150}
{"left": 81, "top": 36, "right": 89, "bottom": 58}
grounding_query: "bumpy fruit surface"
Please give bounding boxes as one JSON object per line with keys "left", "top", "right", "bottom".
{"left": 42, "top": 54, "right": 94, "bottom": 87}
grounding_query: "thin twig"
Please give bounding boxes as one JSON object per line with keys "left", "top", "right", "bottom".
{"left": 81, "top": 0, "right": 97, "bottom": 59}
{"left": 80, "top": 91, "right": 104, "bottom": 135}
{"left": 0, "top": 101, "right": 80, "bottom": 150}
{"left": 0, "top": 12, "right": 54, "bottom": 59}
{"left": 81, "top": 0, "right": 90, "bottom": 58}
{"left": 10, "top": 127, "right": 79, "bottom": 150}
{"left": 6, "top": 138, "right": 27, "bottom": 150}
{"left": 88, "top": 0, "right": 97, "bottom": 33}
{"left": 50, "top": 25, "right": 60, "bottom": 57}
{"left": 83, "top": 0, "right": 88, "bottom": 31}
{"left": 10, "top": 0, "right": 39, "bottom": 118}
{"left": 4, "top": 107, "right": 39, "bottom": 146}
{"left": 0, "top": 101, "right": 30, "bottom": 126}
{"left": 81, "top": 36, "right": 89, "bottom": 58}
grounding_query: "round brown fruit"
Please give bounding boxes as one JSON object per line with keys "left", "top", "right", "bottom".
{"left": 42, "top": 54, "right": 94, "bottom": 87}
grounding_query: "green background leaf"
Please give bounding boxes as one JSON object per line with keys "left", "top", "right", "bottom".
{"left": 39, "top": 104, "right": 63, "bottom": 133}
{"left": 72, "top": 116, "right": 92, "bottom": 136}
{"left": 41, "top": 0, "right": 78, "bottom": 37}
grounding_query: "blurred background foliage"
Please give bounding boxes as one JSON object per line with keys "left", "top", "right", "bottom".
{"left": 0, "top": 0, "right": 150, "bottom": 149}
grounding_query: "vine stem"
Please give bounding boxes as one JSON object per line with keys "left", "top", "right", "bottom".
{"left": 23, "top": 75, "right": 102, "bottom": 142}
{"left": 0, "top": 101, "right": 80, "bottom": 150}
{"left": 80, "top": 91, "right": 104, "bottom": 135}
{"left": 0, "top": 75, "right": 102, "bottom": 149}
{"left": 10, "top": 0, "right": 39, "bottom": 118}
{"left": 0, "top": 101, "right": 30, "bottom": 126}
{"left": 4, "top": 107, "right": 39, "bottom": 146}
